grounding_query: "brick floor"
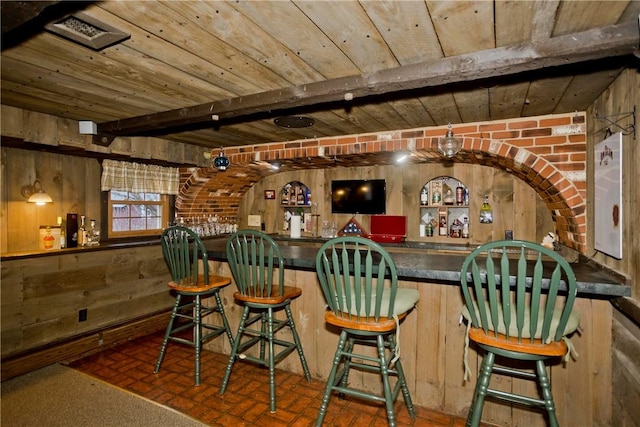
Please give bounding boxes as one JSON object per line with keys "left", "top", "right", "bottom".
{"left": 68, "top": 332, "right": 485, "bottom": 427}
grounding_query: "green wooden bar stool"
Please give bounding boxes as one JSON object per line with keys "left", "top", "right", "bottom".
{"left": 315, "top": 236, "right": 420, "bottom": 427}
{"left": 459, "top": 240, "right": 581, "bottom": 427}
{"left": 221, "top": 230, "right": 311, "bottom": 413}
{"left": 155, "top": 226, "right": 234, "bottom": 386}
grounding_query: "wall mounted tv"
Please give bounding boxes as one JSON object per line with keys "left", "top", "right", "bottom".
{"left": 331, "top": 179, "right": 386, "bottom": 215}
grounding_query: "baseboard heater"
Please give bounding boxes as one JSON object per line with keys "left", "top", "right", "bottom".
{"left": 1, "top": 308, "right": 172, "bottom": 382}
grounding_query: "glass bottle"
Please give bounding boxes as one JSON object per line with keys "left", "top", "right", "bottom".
{"left": 462, "top": 217, "right": 470, "bottom": 238}
{"left": 79, "top": 215, "right": 87, "bottom": 246}
{"left": 444, "top": 189, "right": 454, "bottom": 205}
{"left": 432, "top": 182, "right": 442, "bottom": 205}
{"left": 456, "top": 185, "right": 464, "bottom": 206}
{"left": 425, "top": 220, "right": 433, "bottom": 237}
{"left": 479, "top": 195, "right": 493, "bottom": 224}
{"left": 420, "top": 187, "right": 429, "bottom": 205}
{"left": 89, "top": 219, "right": 100, "bottom": 246}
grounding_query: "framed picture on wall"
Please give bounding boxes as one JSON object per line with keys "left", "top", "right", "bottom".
{"left": 594, "top": 131, "right": 622, "bottom": 259}
{"left": 264, "top": 190, "right": 276, "bottom": 200}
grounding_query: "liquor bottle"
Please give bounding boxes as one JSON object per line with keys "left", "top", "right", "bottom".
{"left": 79, "top": 215, "right": 88, "bottom": 246}
{"left": 425, "top": 220, "right": 433, "bottom": 237}
{"left": 444, "top": 189, "right": 454, "bottom": 205}
{"left": 89, "top": 219, "right": 100, "bottom": 246}
{"left": 297, "top": 187, "right": 305, "bottom": 205}
{"left": 432, "top": 182, "right": 442, "bottom": 205}
{"left": 479, "top": 195, "right": 493, "bottom": 224}
{"left": 462, "top": 217, "right": 470, "bottom": 238}
{"left": 420, "top": 187, "right": 429, "bottom": 205}
{"left": 438, "top": 213, "right": 448, "bottom": 236}
{"left": 281, "top": 187, "right": 289, "bottom": 205}
{"left": 456, "top": 185, "right": 464, "bottom": 206}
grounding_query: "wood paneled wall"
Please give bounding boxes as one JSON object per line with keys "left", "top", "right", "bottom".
{"left": 239, "top": 163, "right": 555, "bottom": 246}
{"left": 204, "top": 260, "right": 612, "bottom": 427}
{"left": 587, "top": 68, "right": 640, "bottom": 426}
{"left": 0, "top": 245, "right": 174, "bottom": 360}
{"left": 1, "top": 147, "right": 101, "bottom": 253}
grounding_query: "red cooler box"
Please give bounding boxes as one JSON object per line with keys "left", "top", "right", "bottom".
{"left": 368, "top": 215, "right": 406, "bottom": 243}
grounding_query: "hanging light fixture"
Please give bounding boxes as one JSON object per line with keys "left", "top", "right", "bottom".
{"left": 22, "top": 180, "right": 53, "bottom": 205}
{"left": 438, "top": 123, "right": 462, "bottom": 158}
{"left": 212, "top": 148, "right": 230, "bottom": 171}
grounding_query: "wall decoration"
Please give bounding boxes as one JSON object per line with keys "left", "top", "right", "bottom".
{"left": 264, "top": 190, "right": 276, "bottom": 200}
{"left": 594, "top": 131, "right": 623, "bottom": 259}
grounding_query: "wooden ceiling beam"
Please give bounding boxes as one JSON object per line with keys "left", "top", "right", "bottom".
{"left": 94, "top": 21, "right": 639, "bottom": 146}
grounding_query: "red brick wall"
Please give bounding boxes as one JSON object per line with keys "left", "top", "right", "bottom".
{"left": 178, "top": 112, "right": 587, "bottom": 252}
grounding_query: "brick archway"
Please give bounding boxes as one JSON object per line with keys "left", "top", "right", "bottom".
{"left": 177, "top": 114, "right": 587, "bottom": 253}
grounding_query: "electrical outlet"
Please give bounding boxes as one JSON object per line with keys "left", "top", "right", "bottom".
{"left": 505, "top": 230, "right": 513, "bottom": 240}
{"left": 248, "top": 215, "right": 261, "bottom": 227}
{"left": 78, "top": 308, "right": 88, "bottom": 322}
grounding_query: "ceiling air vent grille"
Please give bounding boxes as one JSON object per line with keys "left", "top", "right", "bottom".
{"left": 45, "top": 12, "right": 130, "bottom": 51}
{"left": 59, "top": 16, "right": 106, "bottom": 38}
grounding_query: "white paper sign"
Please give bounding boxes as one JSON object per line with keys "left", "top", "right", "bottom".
{"left": 594, "top": 132, "right": 622, "bottom": 259}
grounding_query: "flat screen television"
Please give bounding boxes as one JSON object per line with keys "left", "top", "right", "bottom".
{"left": 331, "top": 179, "right": 386, "bottom": 214}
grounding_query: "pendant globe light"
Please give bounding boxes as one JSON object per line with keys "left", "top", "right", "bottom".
{"left": 213, "top": 149, "right": 230, "bottom": 171}
{"left": 438, "top": 123, "right": 462, "bottom": 158}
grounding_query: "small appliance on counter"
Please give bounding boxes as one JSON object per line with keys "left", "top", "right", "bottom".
{"left": 368, "top": 215, "right": 407, "bottom": 243}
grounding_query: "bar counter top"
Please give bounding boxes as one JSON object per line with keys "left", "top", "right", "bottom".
{"left": 1, "top": 234, "right": 629, "bottom": 297}
{"left": 203, "top": 236, "right": 630, "bottom": 298}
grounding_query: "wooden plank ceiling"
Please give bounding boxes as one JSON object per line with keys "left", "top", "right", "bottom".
{"left": 2, "top": 1, "right": 639, "bottom": 150}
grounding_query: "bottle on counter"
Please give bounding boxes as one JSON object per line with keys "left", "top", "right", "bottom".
{"left": 89, "top": 219, "right": 100, "bottom": 246}
{"left": 79, "top": 215, "right": 88, "bottom": 246}
{"left": 479, "top": 195, "right": 493, "bottom": 224}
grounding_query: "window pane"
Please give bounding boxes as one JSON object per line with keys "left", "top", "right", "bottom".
{"left": 112, "top": 204, "right": 129, "bottom": 217}
{"left": 131, "top": 218, "right": 147, "bottom": 230}
{"left": 147, "top": 217, "right": 162, "bottom": 229}
{"left": 145, "top": 193, "right": 160, "bottom": 202}
{"left": 111, "top": 191, "right": 128, "bottom": 201}
{"left": 128, "top": 192, "right": 144, "bottom": 201}
{"left": 146, "top": 205, "right": 160, "bottom": 217}
{"left": 130, "top": 205, "right": 145, "bottom": 218}
{"left": 113, "top": 218, "right": 130, "bottom": 232}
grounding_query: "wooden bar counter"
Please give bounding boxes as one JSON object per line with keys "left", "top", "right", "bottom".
{"left": 202, "top": 236, "right": 628, "bottom": 427}
{"left": 1, "top": 237, "right": 629, "bottom": 426}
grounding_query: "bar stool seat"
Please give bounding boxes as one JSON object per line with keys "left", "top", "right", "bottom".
{"left": 155, "top": 226, "right": 234, "bottom": 386}
{"left": 221, "top": 230, "right": 311, "bottom": 413}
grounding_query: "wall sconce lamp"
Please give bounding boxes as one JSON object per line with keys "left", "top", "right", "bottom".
{"left": 394, "top": 152, "right": 410, "bottom": 164}
{"left": 212, "top": 148, "right": 230, "bottom": 171}
{"left": 21, "top": 180, "right": 53, "bottom": 205}
{"left": 270, "top": 161, "right": 282, "bottom": 170}
{"left": 438, "top": 123, "right": 462, "bottom": 158}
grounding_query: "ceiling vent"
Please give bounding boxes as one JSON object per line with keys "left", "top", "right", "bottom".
{"left": 45, "top": 12, "right": 129, "bottom": 50}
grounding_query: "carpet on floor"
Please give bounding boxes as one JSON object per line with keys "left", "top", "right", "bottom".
{"left": 1, "top": 363, "right": 206, "bottom": 427}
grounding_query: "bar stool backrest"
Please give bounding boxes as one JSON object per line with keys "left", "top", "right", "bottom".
{"left": 316, "top": 236, "right": 399, "bottom": 323}
{"left": 226, "top": 230, "right": 285, "bottom": 298}
{"left": 460, "top": 239, "right": 578, "bottom": 344}
{"left": 161, "top": 226, "right": 209, "bottom": 287}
